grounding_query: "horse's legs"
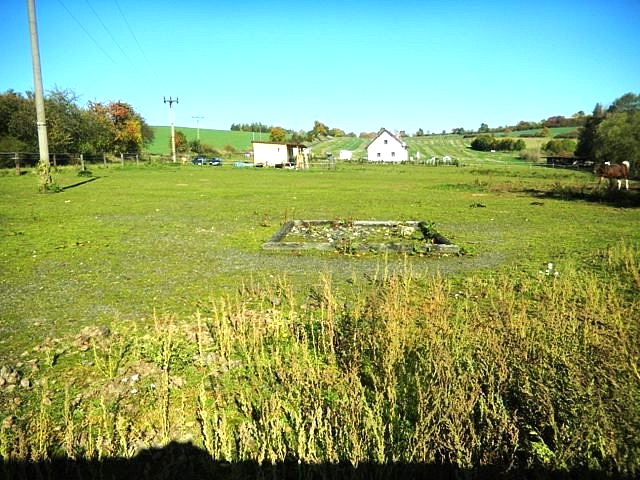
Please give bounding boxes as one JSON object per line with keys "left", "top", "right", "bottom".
{"left": 617, "top": 179, "right": 622, "bottom": 190}
{"left": 625, "top": 178, "right": 629, "bottom": 190}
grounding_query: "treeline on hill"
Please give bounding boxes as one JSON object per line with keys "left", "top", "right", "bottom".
{"left": 229, "top": 122, "right": 274, "bottom": 133}
{"left": 233, "top": 120, "right": 359, "bottom": 144}
{"left": 0, "top": 89, "right": 154, "bottom": 159}
{"left": 470, "top": 136, "right": 526, "bottom": 152}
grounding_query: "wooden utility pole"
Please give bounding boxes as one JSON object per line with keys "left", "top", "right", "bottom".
{"left": 27, "top": 0, "right": 51, "bottom": 191}
{"left": 164, "top": 96, "right": 178, "bottom": 162}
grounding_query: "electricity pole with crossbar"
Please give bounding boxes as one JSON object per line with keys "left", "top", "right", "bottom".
{"left": 164, "top": 96, "right": 178, "bottom": 162}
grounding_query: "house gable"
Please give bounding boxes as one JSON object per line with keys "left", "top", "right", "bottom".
{"left": 366, "top": 128, "right": 408, "bottom": 162}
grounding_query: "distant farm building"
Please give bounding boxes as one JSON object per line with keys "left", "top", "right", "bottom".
{"left": 252, "top": 141, "right": 307, "bottom": 168}
{"left": 366, "top": 129, "right": 408, "bottom": 162}
{"left": 339, "top": 150, "right": 352, "bottom": 161}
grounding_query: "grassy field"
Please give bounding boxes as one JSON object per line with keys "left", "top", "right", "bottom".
{"left": 1, "top": 154, "right": 639, "bottom": 477}
{"left": 147, "top": 126, "right": 572, "bottom": 159}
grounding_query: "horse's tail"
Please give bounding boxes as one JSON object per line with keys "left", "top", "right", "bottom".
{"left": 622, "top": 160, "right": 630, "bottom": 172}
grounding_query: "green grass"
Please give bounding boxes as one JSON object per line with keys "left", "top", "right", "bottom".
{"left": 1, "top": 161, "right": 638, "bottom": 358}
{"left": 1, "top": 159, "right": 639, "bottom": 476}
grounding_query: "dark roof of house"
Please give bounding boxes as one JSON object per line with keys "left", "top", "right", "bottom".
{"left": 365, "top": 128, "right": 406, "bottom": 150}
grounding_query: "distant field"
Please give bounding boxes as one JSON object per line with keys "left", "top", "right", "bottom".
{"left": 147, "top": 126, "right": 574, "bottom": 161}
{"left": 147, "top": 126, "right": 262, "bottom": 155}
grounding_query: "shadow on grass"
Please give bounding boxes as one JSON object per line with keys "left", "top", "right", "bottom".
{"left": 525, "top": 184, "right": 640, "bottom": 208}
{"left": 61, "top": 176, "right": 99, "bottom": 191}
{"left": 1, "top": 441, "right": 630, "bottom": 480}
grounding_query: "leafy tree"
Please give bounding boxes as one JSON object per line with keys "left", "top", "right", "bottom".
{"left": 289, "top": 130, "right": 307, "bottom": 144}
{"left": 4, "top": 92, "right": 38, "bottom": 151}
{"left": 594, "top": 110, "right": 640, "bottom": 170}
{"left": 471, "top": 135, "right": 494, "bottom": 151}
{"left": 173, "top": 130, "right": 188, "bottom": 153}
{"left": 83, "top": 101, "right": 117, "bottom": 154}
{"left": 576, "top": 93, "right": 639, "bottom": 174}
{"left": 608, "top": 92, "right": 640, "bottom": 113}
{"left": 269, "top": 127, "right": 287, "bottom": 142}
{"left": 514, "top": 139, "right": 526, "bottom": 151}
{"left": 44, "top": 88, "right": 82, "bottom": 153}
{"left": 415, "top": 128, "right": 424, "bottom": 137}
{"left": 543, "top": 139, "right": 576, "bottom": 156}
{"left": 310, "top": 120, "right": 328, "bottom": 139}
{"left": 478, "top": 122, "right": 489, "bottom": 133}
{"left": 189, "top": 139, "right": 203, "bottom": 154}
{"left": 107, "top": 101, "right": 147, "bottom": 153}
{"left": 575, "top": 103, "right": 605, "bottom": 160}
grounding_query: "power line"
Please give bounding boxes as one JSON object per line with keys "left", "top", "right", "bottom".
{"left": 113, "top": 0, "right": 152, "bottom": 68}
{"left": 56, "top": 0, "right": 120, "bottom": 68}
{"left": 84, "top": 0, "right": 138, "bottom": 71}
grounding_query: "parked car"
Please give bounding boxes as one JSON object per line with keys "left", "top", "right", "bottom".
{"left": 192, "top": 156, "right": 222, "bottom": 166}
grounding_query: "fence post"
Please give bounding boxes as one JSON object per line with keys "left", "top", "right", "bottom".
{"left": 14, "top": 153, "right": 20, "bottom": 176}
{"left": 136, "top": 154, "right": 139, "bottom": 166}
{"left": 80, "top": 153, "right": 85, "bottom": 171}
{"left": 120, "top": 153, "right": 124, "bottom": 166}
{"left": 103, "top": 153, "right": 107, "bottom": 167}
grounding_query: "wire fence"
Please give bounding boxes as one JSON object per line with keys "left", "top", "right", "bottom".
{"left": 0, "top": 152, "right": 177, "bottom": 171}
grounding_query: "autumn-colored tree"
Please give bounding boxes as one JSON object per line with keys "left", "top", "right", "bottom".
{"left": 108, "top": 101, "right": 144, "bottom": 153}
{"left": 310, "top": 120, "right": 328, "bottom": 139}
{"left": 173, "top": 130, "right": 188, "bottom": 153}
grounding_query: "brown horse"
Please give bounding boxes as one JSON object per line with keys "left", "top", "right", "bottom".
{"left": 594, "top": 161, "right": 630, "bottom": 190}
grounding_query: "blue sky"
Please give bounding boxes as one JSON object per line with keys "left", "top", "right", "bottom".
{"left": 2, "top": 0, "right": 639, "bottom": 134}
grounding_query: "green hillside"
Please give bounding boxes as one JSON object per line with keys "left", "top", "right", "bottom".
{"left": 147, "top": 126, "right": 266, "bottom": 155}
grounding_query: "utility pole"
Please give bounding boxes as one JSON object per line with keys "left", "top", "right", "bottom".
{"left": 27, "top": 0, "right": 51, "bottom": 191}
{"left": 164, "top": 96, "right": 178, "bottom": 162}
{"left": 192, "top": 115, "right": 204, "bottom": 141}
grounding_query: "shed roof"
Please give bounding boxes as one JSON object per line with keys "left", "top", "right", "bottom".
{"left": 252, "top": 140, "right": 307, "bottom": 148}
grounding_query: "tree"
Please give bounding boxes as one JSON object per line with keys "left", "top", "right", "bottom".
{"left": 594, "top": 110, "right": 640, "bottom": 170}
{"left": 44, "top": 88, "right": 82, "bottom": 153}
{"left": 269, "top": 127, "right": 287, "bottom": 142}
{"left": 576, "top": 93, "right": 640, "bottom": 174}
{"left": 471, "top": 135, "right": 494, "bottom": 151}
{"left": 81, "top": 102, "right": 116, "bottom": 154}
{"left": 575, "top": 103, "right": 605, "bottom": 160}
{"left": 478, "top": 122, "right": 489, "bottom": 133}
{"left": 608, "top": 92, "right": 640, "bottom": 113}
{"left": 107, "top": 101, "right": 148, "bottom": 153}
{"left": 415, "top": 128, "right": 424, "bottom": 137}
{"left": 543, "top": 138, "right": 576, "bottom": 156}
{"left": 310, "top": 120, "right": 328, "bottom": 140}
{"left": 173, "top": 130, "right": 188, "bottom": 153}
{"left": 0, "top": 90, "right": 36, "bottom": 151}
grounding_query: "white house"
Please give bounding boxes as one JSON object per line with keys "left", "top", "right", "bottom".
{"left": 366, "top": 129, "right": 408, "bottom": 162}
{"left": 252, "top": 141, "right": 307, "bottom": 167}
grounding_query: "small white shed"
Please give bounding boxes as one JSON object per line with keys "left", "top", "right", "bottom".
{"left": 339, "top": 150, "right": 352, "bottom": 161}
{"left": 252, "top": 141, "right": 307, "bottom": 167}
